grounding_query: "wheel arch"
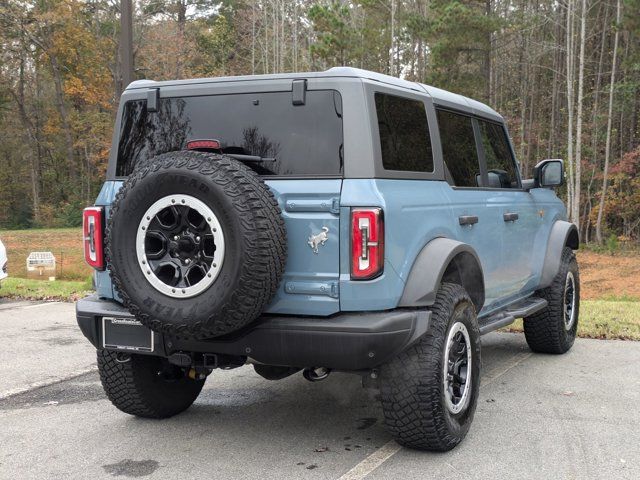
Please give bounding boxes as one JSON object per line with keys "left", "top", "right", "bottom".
{"left": 398, "top": 238, "right": 485, "bottom": 313}
{"left": 539, "top": 220, "right": 579, "bottom": 289}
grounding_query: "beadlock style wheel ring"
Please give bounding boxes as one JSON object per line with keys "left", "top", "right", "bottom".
{"left": 443, "top": 321, "right": 472, "bottom": 415}
{"left": 135, "top": 195, "right": 225, "bottom": 298}
{"left": 563, "top": 271, "right": 577, "bottom": 330}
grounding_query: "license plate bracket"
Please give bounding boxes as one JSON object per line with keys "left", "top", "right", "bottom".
{"left": 102, "top": 317, "right": 154, "bottom": 352}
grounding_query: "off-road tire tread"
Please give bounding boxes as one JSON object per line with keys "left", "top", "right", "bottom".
{"left": 379, "top": 283, "right": 480, "bottom": 451}
{"left": 97, "top": 349, "right": 204, "bottom": 418}
{"left": 523, "top": 247, "right": 579, "bottom": 354}
{"left": 106, "top": 151, "right": 287, "bottom": 339}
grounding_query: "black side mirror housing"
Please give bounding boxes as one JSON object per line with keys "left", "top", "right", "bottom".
{"left": 523, "top": 159, "right": 564, "bottom": 190}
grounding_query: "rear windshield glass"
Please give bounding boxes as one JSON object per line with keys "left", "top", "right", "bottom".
{"left": 116, "top": 90, "right": 343, "bottom": 177}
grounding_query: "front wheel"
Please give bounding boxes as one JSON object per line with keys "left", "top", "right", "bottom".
{"left": 379, "top": 283, "right": 481, "bottom": 451}
{"left": 523, "top": 247, "right": 580, "bottom": 354}
{"left": 97, "top": 350, "right": 205, "bottom": 418}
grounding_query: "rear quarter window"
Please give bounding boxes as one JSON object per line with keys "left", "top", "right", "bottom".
{"left": 374, "top": 93, "right": 434, "bottom": 173}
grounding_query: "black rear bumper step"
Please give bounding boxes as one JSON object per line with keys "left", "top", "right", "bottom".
{"left": 76, "top": 295, "right": 430, "bottom": 371}
{"left": 478, "top": 297, "right": 548, "bottom": 335}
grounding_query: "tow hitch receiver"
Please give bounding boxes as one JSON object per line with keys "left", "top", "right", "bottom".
{"left": 168, "top": 352, "right": 246, "bottom": 370}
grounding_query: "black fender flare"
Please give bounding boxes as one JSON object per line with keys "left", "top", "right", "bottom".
{"left": 398, "top": 238, "right": 485, "bottom": 312}
{"left": 539, "top": 221, "right": 579, "bottom": 289}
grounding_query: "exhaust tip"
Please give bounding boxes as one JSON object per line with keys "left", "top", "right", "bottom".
{"left": 303, "top": 367, "right": 331, "bottom": 382}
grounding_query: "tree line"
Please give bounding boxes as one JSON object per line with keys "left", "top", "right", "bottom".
{"left": 0, "top": 0, "right": 639, "bottom": 244}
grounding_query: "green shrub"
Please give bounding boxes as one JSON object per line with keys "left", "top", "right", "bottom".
{"left": 606, "top": 234, "right": 619, "bottom": 254}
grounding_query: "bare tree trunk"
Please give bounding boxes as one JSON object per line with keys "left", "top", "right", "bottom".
{"left": 584, "top": 2, "right": 609, "bottom": 242}
{"left": 264, "top": 4, "right": 269, "bottom": 73}
{"left": 565, "top": 0, "right": 575, "bottom": 220}
{"left": 518, "top": 38, "right": 528, "bottom": 171}
{"left": 583, "top": 165, "right": 596, "bottom": 243}
{"left": 175, "top": 0, "right": 187, "bottom": 78}
{"left": 251, "top": 2, "right": 256, "bottom": 74}
{"left": 572, "top": 0, "right": 586, "bottom": 231}
{"left": 596, "top": 0, "right": 622, "bottom": 244}
{"left": 273, "top": 1, "right": 277, "bottom": 73}
{"left": 280, "top": 0, "right": 285, "bottom": 72}
{"left": 484, "top": 0, "right": 492, "bottom": 102}
{"left": 547, "top": 8, "right": 563, "bottom": 159}
{"left": 548, "top": 39, "right": 559, "bottom": 158}
{"left": 390, "top": 0, "right": 396, "bottom": 76}
{"left": 49, "top": 53, "right": 76, "bottom": 182}
{"left": 120, "top": 0, "right": 134, "bottom": 92}
{"left": 17, "top": 36, "right": 41, "bottom": 224}
{"left": 293, "top": 2, "right": 298, "bottom": 71}
{"left": 525, "top": 71, "right": 536, "bottom": 177}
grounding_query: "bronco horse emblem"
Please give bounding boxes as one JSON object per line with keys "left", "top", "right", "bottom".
{"left": 307, "top": 227, "right": 329, "bottom": 254}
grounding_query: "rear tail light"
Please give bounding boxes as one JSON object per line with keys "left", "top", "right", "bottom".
{"left": 351, "top": 208, "right": 384, "bottom": 280}
{"left": 83, "top": 207, "right": 105, "bottom": 270}
{"left": 187, "top": 139, "right": 221, "bottom": 150}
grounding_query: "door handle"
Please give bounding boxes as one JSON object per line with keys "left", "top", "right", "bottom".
{"left": 503, "top": 212, "right": 519, "bottom": 222}
{"left": 459, "top": 215, "right": 479, "bottom": 226}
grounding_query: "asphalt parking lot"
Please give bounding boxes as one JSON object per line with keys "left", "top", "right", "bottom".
{"left": 0, "top": 299, "right": 638, "bottom": 480}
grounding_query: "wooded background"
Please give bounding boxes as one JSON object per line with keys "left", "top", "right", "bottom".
{"left": 0, "top": 0, "right": 638, "bottom": 245}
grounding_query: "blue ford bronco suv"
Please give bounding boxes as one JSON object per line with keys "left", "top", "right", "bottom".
{"left": 77, "top": 67, "right": 579, "bottom": 451}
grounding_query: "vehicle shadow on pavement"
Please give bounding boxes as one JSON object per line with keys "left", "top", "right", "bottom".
{"left": 118, "top": 333, "right": 532, "bottom": 454}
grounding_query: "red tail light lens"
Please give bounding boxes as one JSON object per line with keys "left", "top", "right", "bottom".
{"left": 351, "top": 208, "right": 384, "bottom": 280}
{"left": 187, "top": 139, "right": 221, "bottom": 150}
{"left": 83, "top": 207, "right": 104, "bottom": 270}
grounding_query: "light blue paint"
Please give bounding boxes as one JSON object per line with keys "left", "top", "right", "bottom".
{"left": 92, "top": 179, "right": 343, "bottom": 316}
{"left": 338, "top": 179, "right": 565, "bottom": 317}
{"left": 261, "top": 179, "right": 342, "bottom": 316}
{"left": 91, "top": 178, "right": 565, "bottom": 319}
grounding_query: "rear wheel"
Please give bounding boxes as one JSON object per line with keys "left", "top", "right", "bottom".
{"left": 523, "top": 247, "right": 580, "bottom": 354}
{"left": 97, "top": 350, "right": 205, "bottom": 418}
{"left": 379, "top": 283, "right": 481, "bottom": 451}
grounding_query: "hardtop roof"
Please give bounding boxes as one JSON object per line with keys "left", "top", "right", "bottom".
{"left": 126, "top": 66, "right": 503, "bottom": 122}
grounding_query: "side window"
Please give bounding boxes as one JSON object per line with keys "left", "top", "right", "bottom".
{"left": 478, "top": 120, "right": 520, "bottom": 189}
{"left": 436, "top": 110, "right": 481, "bottom": 187}
{"left": 374, "top": 93, "right": 434, "bottom": 172}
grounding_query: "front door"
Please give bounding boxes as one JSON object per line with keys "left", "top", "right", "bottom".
{"left": 475, "top": 118, "right": 538, "bottom": 301}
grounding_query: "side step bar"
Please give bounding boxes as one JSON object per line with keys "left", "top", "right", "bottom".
{"left": 479, "top": 297, "right": 548, "bottom": 335}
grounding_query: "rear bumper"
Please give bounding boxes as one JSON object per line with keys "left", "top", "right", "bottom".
{"left": 76, "top": 294, "right": 430, "bottom": 371}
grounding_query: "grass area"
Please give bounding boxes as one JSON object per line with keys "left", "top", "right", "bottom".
{"left": 0, "top": 227, "right": 91, "bottom": 281}
{"left": 505, "top": 298, "right": 640, "bottom": 341}
{"left": 0, "top": 277, "right": 93, "bottom": 302}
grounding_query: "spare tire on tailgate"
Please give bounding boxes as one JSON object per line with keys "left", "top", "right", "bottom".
{"left": 107, "top": 150, "right": 287, "bottom": 340}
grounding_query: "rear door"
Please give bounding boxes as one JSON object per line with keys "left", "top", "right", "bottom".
{"left": 435, "top": 109, "right": 503, "bottom": 311}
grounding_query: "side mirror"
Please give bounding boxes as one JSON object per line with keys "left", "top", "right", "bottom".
{"left": 487, "top": 169, "right": 511, "bottom": 188}
{"left": 523, "top": 159, "right": 564, "bottom": 190}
